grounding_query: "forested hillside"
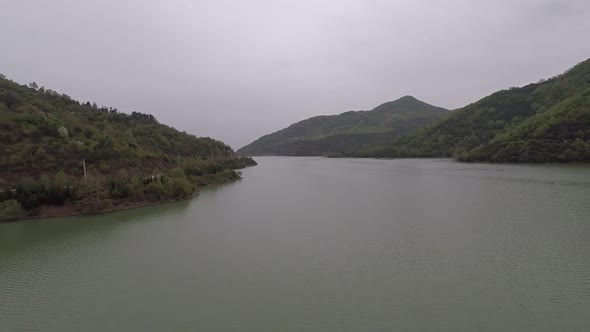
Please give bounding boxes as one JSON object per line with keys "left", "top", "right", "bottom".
{"left": 0, "top": 75, "right": 256, "bottom": 220}
{"left": 238, "top": 96, "right": 449, "bottom": 156}
{"left": 356, "top": 59, "right": 590, "bottom": 162}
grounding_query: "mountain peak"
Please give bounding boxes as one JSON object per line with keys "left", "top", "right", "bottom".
{"left": 398, "top": 95, "right": 418, "bottom": 101}
{"left": 371, "top": 95, "right": 445, "bottom": 113}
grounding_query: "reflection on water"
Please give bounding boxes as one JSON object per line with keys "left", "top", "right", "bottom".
{"left": 0, "top": 199, "right": 193, "bottom": 255}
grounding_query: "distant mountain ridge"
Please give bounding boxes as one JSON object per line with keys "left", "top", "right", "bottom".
{"left": 355, "top": 58, "right": 590, "bottom": 162}
{"left": 238, "top": 96, "right": 449, "bottom": 156}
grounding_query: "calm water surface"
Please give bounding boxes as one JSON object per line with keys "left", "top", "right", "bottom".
{"left": 1, "top": 157, "right": 589, "bottom": 331}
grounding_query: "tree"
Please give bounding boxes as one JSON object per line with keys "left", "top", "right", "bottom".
{"left": 57, "top": 126, "right": 69, "bottom": 137}
{"left": 28, "top": 82, "right": 38, "bottom": 90}
{"left": 0, "top": 199, "right": 25, "bottom": 221}
{"left": 169, "top": 177, "right": 193, "bottom": 198}
{"left": 34, "top": 147, "right": 48, "bottom": 161}
{"left": 41, "top": 174, "right": 50, "bottom": 189}
{"left": 54, "top": 171, "right": 66, "bottom": 188}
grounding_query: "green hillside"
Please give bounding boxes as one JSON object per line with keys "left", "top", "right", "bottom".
{"left": 0, "top": 75, "right": 256, "bottom": 220}
{"left": 356, "top": 58, "right": 590, "bottom": 162}
{"left": 238, "top": 96, "right": 449, "bottom": 156}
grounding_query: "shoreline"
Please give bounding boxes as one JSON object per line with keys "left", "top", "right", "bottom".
{"left": 250, "top": 155, "right": 590, "bottom": 164}
{"left": 1, "top": 179, "right": 239, "bottom": 223}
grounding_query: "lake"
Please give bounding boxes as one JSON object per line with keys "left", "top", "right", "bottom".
{"left": 1, "top": 157, "right": 589, "bottom": 331}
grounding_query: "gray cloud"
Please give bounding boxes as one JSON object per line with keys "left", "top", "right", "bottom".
{"left": 1, "top": 0, "right": 589, "bottom": 148}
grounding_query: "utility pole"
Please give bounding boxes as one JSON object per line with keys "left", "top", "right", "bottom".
{"left": 82, "top": 159, "right": 87, "bottom": 183}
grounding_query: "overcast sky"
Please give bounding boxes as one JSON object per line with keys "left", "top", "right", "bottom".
{"left": 1, "top": 0, "right": 589, "bottom": 148}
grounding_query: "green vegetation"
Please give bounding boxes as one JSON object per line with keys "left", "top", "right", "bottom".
{"left": 237, "top": 96, "right": 449, "bottom": 156}
{"left": 355, "top": 58, "right": 590, "bottom": 162}
{"left": 0, "top": 75, "right": 256, "bottom": 220}
{"left": 0, "top": 199, "right": 24, "bottom": 221}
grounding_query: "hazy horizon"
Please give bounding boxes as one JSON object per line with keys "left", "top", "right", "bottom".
{"left": 2, "top": 0, "right": 589, "bottom": 149}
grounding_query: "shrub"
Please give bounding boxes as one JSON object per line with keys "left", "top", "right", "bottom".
{"left": 0, "top": 199, "right": 25, "bottom": 221}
